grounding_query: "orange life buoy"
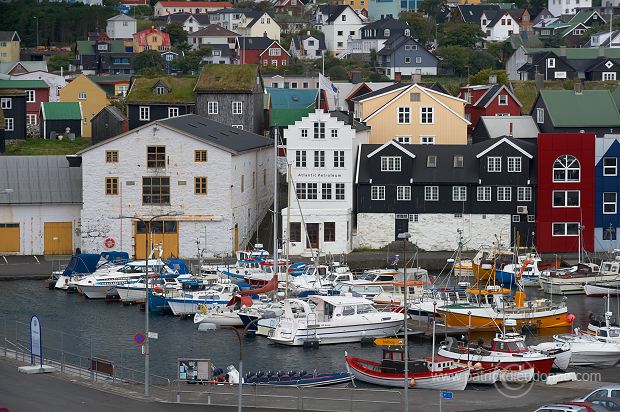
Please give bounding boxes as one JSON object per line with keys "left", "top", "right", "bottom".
{"left": 104, "top": 237, "right": 115, "bottom": 249}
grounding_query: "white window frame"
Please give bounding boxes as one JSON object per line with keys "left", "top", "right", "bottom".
{"left": 397, "top": 186, "right": 411, "bottom": 201}
{"left": 603, "top": 72, "right": 616, "bottom": 81}
{"left": 314, "top": 150, "right": 325, "bottom": 168}
{"left": 77, "top": 91, "right": 86, "bottom": 100}
{"left": 396, "top": 136, "right": 411, "bottom": 144}
{"left": 536, "top": 108, "right": 544, "bottom": 124}
{"left": 207, "top": 101, "right": 218, "bottom": 114}
{"left": 424, "top": 186, "right": 439, "bottom": 201}
{"left": 552, "top": 190, "right": 580, "bottom": 207}
{"left": 547, "top": 57, "right": 556, "bottom": 68}
{"left": 452, "top": 186, "right": 467, "bottom": 201}
{"left": 603, "top": 157, "right": 617, "bottom": 176}
{"left": 371, "top": 185, "right": 385, "bottom": 200}
{"left": 139, "top": 106, "right": 150, "bottom": 121}
{"left": 553, "top": 155, "right": 580, "bottom": 182}
{"left": 487, "top": 157, "right": 501, "bottom": 172}
{"left": 420, "top": 106, "right": 434, "bottom": 124}
{"left": 335, "top": 183, "right": 344, "bottom": 200}
{"left": 301, "top": 129, "right": 308, "bottom": 138}
{"left": 512, "top": 215, "right": 520, "bottom": 222}
{"left": 527, "top": 215, "right": 535, "bottom": 222}
{"left": 477, "top": 186, "right": 491, "bottom": 201}
{"left": 507, "top": 156, "right": 522, "bottom": 173}
{"left": 4, "top": 117, "right": 13, "bottom": 131}
{"left": 497, "top": 187, "right": 511, "bottom": 201}
{"left": 232, "top": 101, "right": 243, "bottom": 115}
{"left": 295, "top": 150, "right": 306, "bottom": 167}
{"left": 498, "top": 94, "right": 508, "bottom": 106}
{"left": 26, "top": 114, "right": 37, "bottom": 125}
{"left": 517, "top": 187, "right": 532, "bottom": 202}
{"left": 330, "top": 129, "right": 338, "bottom": 138}
{"left": 322, "top": 183, "right": 332, "bottom": 200}
{"left": 333, "top": 150, "right": 345, "bottom": 168}
{"left": 26, "top": 90, "right": 36, "bottom": 102}
{"left": 603, "top": 192, "right": 617, "bottom": 214}
{"left": 381, "top": 156, "right": 401, "bottom": 172}
{"left": 420, "top": 136, "right": 435, "bottom": 145}
{"left": 397, "top": 107, "right": 411, "bottom": 124}
{"left": 0, "top": 97, "right": 11, "bottom": 109}
{"left": 232, "top": 124, "right": 243, "bottom": 129}
{"left": 552, "top": 222, "right": 580, "bottom": 237}
{"left": 168, "top": 107, "right": 179, "bottom": 118}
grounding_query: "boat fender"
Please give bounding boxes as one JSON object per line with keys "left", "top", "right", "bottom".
{"left": 153, "top": 286, "right": 163, "bottom": 293}
{"left": 104, "top": 237, "right": 115, "bottom": 249}
{"left": 199, "top": 304, "right": 208, "bottom": 314}
{"left": 473, "top": 362, "right": 483, "bottom": 370}
{"left": 408, "top": 378, "right": 416, "bottom": 388}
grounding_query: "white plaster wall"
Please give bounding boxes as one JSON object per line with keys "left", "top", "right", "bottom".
{"left": 0, "top": 204, "right": 81, "bottom": 255}
{"left": 281, "top": 207, "right": 352, "bottom": 255}
{"left": 354, "top": 213, "right": 395, "bottom": 249}
{"left": 12, "top": 71, "right": 67, "bottom": 103}
{"left": 106, "top": 20, "right": 137, "bottom": 39}
{"left": 240, "top": 15, "right": 281, "bottom": 41}
{"left": 321, "top": 9, "right": 363, "bottom": 54}
{"left": 486, "top": 17, "right": 520, "bottom": 41}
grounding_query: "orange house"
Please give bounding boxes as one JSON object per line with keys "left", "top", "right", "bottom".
{"left": 132, "top": 27, "right": 171, "bottom": 53}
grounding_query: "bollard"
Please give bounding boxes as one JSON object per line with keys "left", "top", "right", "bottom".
{"left": 176, "top": 392, "right": 180, "bottom": 403}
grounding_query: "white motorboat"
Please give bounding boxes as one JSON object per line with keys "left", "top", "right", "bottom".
{"left": 268, "top": 295, "right": 403, "bottom": 346}
{"left": 116, "top": 276, "right": 188, "bottom": 303}
{"left": 166, "top": 283, "right": 240, "bottom": 316}
{"left": 553, "top": 330, "right": 620, "bottom": 367}
{"left": 372, "top": 280, "right": 425, "bottom": 305}
{"left": 193, "top": 295, "right": 260, "bottom": 327}
{"left": 540, "top": 262, "right": 608, "bottom": 295}
{"left": 584, "top": 280, "right": 620, "bottom": 297}
{"left": 238, "top": 302, "right": 285, "bottom": 336}
{"left": 528, "top": 341, "right": 572, "bottom": 371}
{"left": 55, "top": 252, "right": 129, "bottom": 290}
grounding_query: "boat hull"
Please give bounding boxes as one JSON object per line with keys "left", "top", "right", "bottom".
{"left": 77, "top": 284, "right": 116, "bottom": 299}
{"left": 117, "top": 286, "right": 147, "bottom": 303}
{"left": 584, "top": 283, "right": 620, "bottom": 297}
{"left": 194, "top": 312, "right": 244, "bottom": 327}
{"left": 167, "top": 299, "right": 228, "bottom": 316}
{"left": 269, "top": 320, "right": 403, "bottom": 346}
{"left": 437, "top": 308, "right": 569, "bottom": 331}
{"left": 242, "top": 372, "right": 354, "bottom": 387}
{"left": 436, "top": 348, "right": 554, "bottom": 376}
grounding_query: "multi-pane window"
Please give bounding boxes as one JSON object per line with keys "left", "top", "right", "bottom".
{"left": 553, "top": 190, "right": 580, "bottom": 207}
{"left": 155, "top": 86, "right": 165, "bottom": 95}
{"left": 147, "top": 146, "right": 166, "bottom": 168}
{"left": 604, "top": 157, "right": 617, "bottom": 176}
{"left": 488, "top": 157, "right": 501, "bottom": 172}
{"left": 552, "top": 222, "right": 580, "bottom": 236}
{"left": 604, "top": 192, "right": 617, "bottom": 214}
{"left": 507, "top": 157, "right": 522, "bottom": 172}
{"left": 397, "top": 186, "right": 411, "bottom": 201}
{"left": 207, "top": 101, "right": 218, "bottom": 114}
{"left": 295, "top": 150, "right": 306, "bottom": 167}
{"left": 498, "top": 95, "right": 508, "bottom": 105}
{"left": 553, "top": 155, "right": 580, "bottom": 182}
{"left": 290, "top": 222, "right": 301, "bottom": 242}
{"left": 420, "top": 107, "right": 433, "bottom": 124}
{"left": 381, "top": 156, "right": 401, "bottom": 171}
{"left": 314, "top": 150, "right": 325, "bottom": 167}
{"left": 398, "top": 107, "right": 411, "bottom": 123}
{"left": 194, "top": 150, "right": 208, "bottom": 162}
{"left": 314, "top": 122, "right": 325, "bottom": 139}
{"left": 604, "top": 226, "right": 617, "bottom": 240}
{"left": 335, "top": 183, "right": 345, "bottom": 200}
{"left": 195, "top": 177, "right": 208, "bottom": 194}
{"left": 536, "top": 108, "right": 544, "bottom": 124}
{"left": 397, "top": 136, "right": 410, "bottom": 144}
{"left": 453, "top": 156, "right": 464, "bottom": 168}
{"left": 232, "top": 101, "right": 242, "bottom": 115}
{"left": 106, "top": 150, "right": 118, "bottom": 163}
{"left": 452, "top": 186, "right": 467, "bottom": 201}
{"left": 517, "top": 187, "right": 532, "bottom": 202}
{"left": 322, "top": 183, "right": 332, "bottom": 199}
{"left": 296, "top": 183, "right": 307, "bottom": 199}
{"left": 528, "top": 215, "right": 535, "bottom": 223}
{"left": 331, "top": 129, "right": 338, "bottom": 138}
{"left": 142, "top": 177, "right": 170, "bottom": 204}
{"left": 26, "top": 114, "right": 37, "bottom": 125}
{"left": 477, "top": 186, "right": 491, "bottom": 201}
{"left": 512, "top": 215, "right": 520, "bottom": 222}
{"left": 105, "top": 177, "right": 118, "bottom": 195}
{"left": 168, "top": 107, "right": 179, "bottom": 118}
{"left": 4, "top": 118, "right": 13, "bottom": 131}
{"left": 371, "top": 185, "right": 385, "bottom": 200}
{"left": 301, "top": 129, "right": 308, "bottom": 138}
{"left": 424, "top": 186, "right": 439, "bottom": 201}
{"left": 324, "top": 222, "right": 336, "bottom": 242}
{"left": 334, "top": 151, "right": 344, "bottom": 168}
{"left": 25, "top": 90, "right": 35, "bottom": 102}
{"left": 139, "top": 106, "right": 150, "bottom": 121}
{"left": 427, "top": 155, "right": 437, "bottom": 168}
{"left": 0, "top": 98, "right": 11, "bottom": 109}
{"left": 497, "top": 187, "right": 511, "bottom": 201}
{"left": 307, "top": 183, "right": 318, "bottom": 199}
{"left": 420, "top": 136, "right": 435, "bottom": 144}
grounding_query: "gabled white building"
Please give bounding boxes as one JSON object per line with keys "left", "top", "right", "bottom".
{"left": 11, "top": 70, "right": 67, "bottom": 102}
{"left": 481, "top": 10, "right": 520, "bottom": 42}
{"left": 290, "top": 33, "right": 327, "bottom": 60}
{"left": 78, "top": 114, "right": 274, "bottom": 259}
{"left": 314, "top": 5, "right": 364, "bottom": 55}
{"left": 281, "top": 110, "right": 370, "bottom": 256}
{"left": 106, "top": 14, "right": 137, "bottom": 40}
{"left": 548, "top": 0, "right": 591, "bottom": 16}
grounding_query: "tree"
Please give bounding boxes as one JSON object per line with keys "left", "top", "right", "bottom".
{"left": 420, "top": 0, "right": 446, "bottom": 20}
{"left": 486, "top": 41, "right": 513, "bottom": 64}
{"left": 469, "top": 50, "right": 498, "bottom": 72}
{"left": 328, "top": 64, "right": 348, "bottom": 81}
{"left": 470, "top": 68, "right": 508, "bottom": 85}
{"left": 369, "top": 49, "right": 377, "bottom": 67}
{"left": 439, "top": 24, "right": 485, "bottom": 48}
{"left": 436, "top": 45, "right": 472, "bottom": 76}
{"left": 235, "top": 0, "right": 274, "bottom": 12}
{"left": 174, "top": 47, "right": 211, "bottom": 74}
{"left": 399, "top": 11, "right": 433, "bottom": 44}
{"left": 47, "top": 52, "right": 73, "bottom": 72}
{"left": 542, "top": 33, "right": 565, "bottom": 48}
{"left": 132, "top": 50, "right": 164, "bottom": 73}
{"left": 164, "top": 22, "right": 187, "bottom": 46}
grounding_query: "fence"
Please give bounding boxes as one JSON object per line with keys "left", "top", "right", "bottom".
{"left": 0, "top": 316, "right": 403, "bottom": 411}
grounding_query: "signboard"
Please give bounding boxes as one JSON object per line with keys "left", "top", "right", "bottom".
{"left": 30, "top": 316, "right": 42, "bottom": 367}
{"left": 134, "top": 333, "right": 145, "bottom": 345}
{"left": 554, "top": 71, "right": 567, "bottom": 79}
{"left": 148, "top": 332, "right": 158, "bottom": 340}
{"left": 373, "top": 338, "right": 404, "bottom": 346}
{"left": 178, "top": 358, "right": 212, "bottom": 382}
{"left": 441, "top": 391, "right": 453, "bottom": 399}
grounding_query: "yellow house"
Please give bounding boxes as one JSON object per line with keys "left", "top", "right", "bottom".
{"left": 132, "top": 27, "right": 171, "bottom": 53}
{"left": 329, "top": 0, "right": 367, "bottom": 12}
{"left": 0, "top": 31, "right": 20, "bottom": 63}
{"left": 60, "top": 74, "right": 110, "bottom": 138}
{"left": 353, "top": 83, "right": 469, "bottom": 145}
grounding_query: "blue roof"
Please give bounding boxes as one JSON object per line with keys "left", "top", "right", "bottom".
{"left": 266, "top": 88, "right": 318, "bottom": 109}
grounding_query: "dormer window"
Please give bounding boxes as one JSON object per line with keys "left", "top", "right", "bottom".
{"left": 384, "top": 29, "right": 390, "bottom": 37}
{"left": 404, "top": 29, "right": 410, "bottom": 36}
{"left": 155, "top": 86, "right": 166, "bottom": 95}
{"left": 98, "top": 43, "right": 108, "bottom": 51}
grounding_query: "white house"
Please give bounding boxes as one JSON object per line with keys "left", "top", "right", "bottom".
{"left": 281, "top": 110, "right": 370, "bottom": 256}
{"left": 481, "top": 10, "right": 521, "bottom": 42}
{"left": 315, "top": 5, "right": 364, "bottom": 55}
{"left": 153, "top": 1, "right": 232, "bottom": 17}
{"left": 548, "top": 0, "right": 591, "bottom": 16}
{"left": 289, "top": 33, "right": 326, "bottom": 60}
{"left": 78, "top": 114, "right": 274, "bottom": 259}
{"left": 164, "top": 13, "right": 210, "bottom": 34}
{"left": 188, "top": 24, "right": 238, "bottom": 50}
{"left": 237, "top": 12, "right": 281, "bottom": 41}
{"left": 11, "top": 70, "right": 67, "bottom": 102}
{"left": 0, "top": 156, "right": 82, "bottom": 256}
{"left": 106, "top": 14, "right": 137, "bottom": 40}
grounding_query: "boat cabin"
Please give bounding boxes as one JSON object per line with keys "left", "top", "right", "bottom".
{"left": 310, "top": 295, "right": 378, "bottom": 322}
{"left": 599, "top": 259, "right": 620, "bottom": 275}
{"left": 301, "top": 265, "right": 330, "bottom": 278}
{"left": 261, "top": 259, "right": 290, "bottom": 274}
{"left": 359, "top": 269, "right": 398, "bottom": 283}
{"left": 380, "top": 348, "right": 455, "bottom": 374}
{"left": 333, "top": 282, "right": 384, "bottom": 298}
{"left": 466, "top": 286, "right": 510, "bottom": 306}
{"left": 491, "top": 333, "right": 528, "bottom": 353}
{"left": 236, "top": 244, "right": 269, "bottom": 262}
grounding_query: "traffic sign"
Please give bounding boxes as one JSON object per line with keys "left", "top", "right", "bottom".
{"left": 148, "top": 331, "right": 158, "bottom": 340}
{"left": 373, "top": 338, "right": 404, "bottom": 346}
{"left": 134, "top": 333, "right": 145, "bottom": 345}
{"left": 441, "top": 391, "right": 453, "bottom": 399}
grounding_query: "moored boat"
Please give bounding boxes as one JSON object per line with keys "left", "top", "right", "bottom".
{"left": 213, "top": 365, "right": 354, "bottom": 387}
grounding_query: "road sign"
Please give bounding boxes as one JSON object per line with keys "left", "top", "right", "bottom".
{"left": 441, "top": 391, "right": 453, "bottom": 399}
{"left": 30, "top": 315, "right": 42, "bottom": 367}
{"left": 373, "top": 338, "right": 404, "bottom": 346}
{"left": 148, "top": 332, "right": 158, "bottom": 340}
{"left": 134, "top": 333, "right": 145, "bottom": 345}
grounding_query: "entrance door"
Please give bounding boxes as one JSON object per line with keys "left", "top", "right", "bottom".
{"left": 134, "top": 220, "right": 179, "bottom": 259}
{"left": 44, "top": 222, "right": 72, "bottom": 255}
{"left": 306, "top": 223, "right": 319, "bottom": 249}
{"left": 395, "top": 218, "right": 409, "bottom": 240}
{"left": 0, "top": 223, "right": 20, "bottom": 253}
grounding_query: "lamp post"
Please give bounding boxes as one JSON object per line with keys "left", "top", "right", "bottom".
{"left": 397, "top": 231, "right": 411, "bottom": 412}
{"left": 117, "top": 210, "right": 183, "bottom": 396}
{"left": 33, "top": 16, "right": 38, "bottom": 48}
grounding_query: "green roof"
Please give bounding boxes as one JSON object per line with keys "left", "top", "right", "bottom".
{"left": 612, "top": 86, "right": 620, "bottom": 111}
{"left": 42, "top": 102, "right": 82, "bottom": 120}
{"left": 525, "top": 47, "right": 620, "bottom": 59}
{"left": 76, "top": 40, "right": 127, "bottom": 55}
{"left": 267, "top": 88, "right": 318, "bottom": 109}
{"left": 271, "top": 108, "right": 314, "bottom": 127}
{"left": 195, "top": 64, "right": 259, "bottom": 92}
{"left": 509, "top": 34, "right": 543, "bottom": 49}
{"left": 539, "top": 90, "right": 620, "bottom": 127}
{"left": 126, "top": 77, "right": 197, "bottom": 104}
{"left": 0, "top": 80, "right": 48, "bottom": 89}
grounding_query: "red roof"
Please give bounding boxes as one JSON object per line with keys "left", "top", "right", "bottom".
{"left": 122, "top": 0, "right": 148, "bottom": 4}
{"left": 158, "top": 1, "right": 233, "bottom": 7}
{"left": 134, "top": 27, "right": 171, "bottom": 47}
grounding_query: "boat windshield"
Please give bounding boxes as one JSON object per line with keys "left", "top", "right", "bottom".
{"left": 120, "top": 265, "right": 146, "bottom": 273}
{"left": 356, "top": 304, "right": 376, "bottom": 314}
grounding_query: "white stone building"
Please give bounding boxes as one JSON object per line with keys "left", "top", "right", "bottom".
{"left": 315, "top": 5, "right": 364, "bottom": 55}
{"left": 0, "top": 156, "right": 82, "bottom": 256}
{"left": 548, "top": 0, "right": 591, "bottom": 16}
{"left": 281, "top": 110, "right": 369, "bottom": 256}
{"left": 78, "top": 114, "right": 274, "bottom": 259}
{"left": 106, "top": 14, "right": 137, "bottom": 40}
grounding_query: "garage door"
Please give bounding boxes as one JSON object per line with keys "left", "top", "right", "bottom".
{"left": 0, "top": 223, "right": 20, "bottom": 253}
{"left": 134, "top": 220, "right": 179, "bottom": 259}
{"left": 44, "top": 222, "right": 73, "bottom": 255}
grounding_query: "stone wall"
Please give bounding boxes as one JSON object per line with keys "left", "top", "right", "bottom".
{"left": 354, "top": 213, "right": 395, "bottom": 249}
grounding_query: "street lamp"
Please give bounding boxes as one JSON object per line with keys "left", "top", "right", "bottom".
{"left": 117, "top": 210, "right": 184, "bottom": 396}
{"left": 33, "top": 16, "right": 38, "bottom": 48}
{"left": 397, "top": 231, "right": 411, "bottom": 412}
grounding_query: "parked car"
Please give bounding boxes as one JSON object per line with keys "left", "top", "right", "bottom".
{"left": 574, "top": 386, "right": 620, "bottom": 403}
{"left": 590, "top": 399, "right": 620, "bottom": 411}
{"left": 534, "top": 402, "right": 613, "bottom": 412}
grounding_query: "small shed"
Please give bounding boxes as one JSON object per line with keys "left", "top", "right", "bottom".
{"left": 40, "top": 102, "right": 83, "bottom": 140}
{"left": 91, "top": 105, "right": 128, "bottom": 145}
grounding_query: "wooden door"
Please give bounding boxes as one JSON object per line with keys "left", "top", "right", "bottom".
{"left": 134, "top": 221, "right": 179, "bottom": 259}
{"left": 0, "top": 223, "right": 20, "bottom": 253}
{"left": 44, "top": 222, "right": 72, "bottom": 255}
{"left": 395, "top": 218, "right": 409, "bottom": 240}
{"left": 306, "top": 223, "right": 319, "bottom": 249}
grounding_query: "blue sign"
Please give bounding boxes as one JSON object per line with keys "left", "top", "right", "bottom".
{"left": 134, "top": 333, "right": 145, "bottom": 345}
{"left": 30, "top": 315, "right": 42, "bottom": 367}
{"left": 441, "top": 391, "right": 453, "bottom": 400}
{"left": 115, "top": 5, "right": 130, "bottom": 14}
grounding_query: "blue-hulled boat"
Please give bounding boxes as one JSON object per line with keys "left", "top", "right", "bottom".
{"left": 213, "top": 365, "right": 353, "bottom": 387}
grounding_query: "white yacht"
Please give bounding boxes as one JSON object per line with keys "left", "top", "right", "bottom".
{"left": 268, "top": 295, "right": 403, "bottom": 346}
{"left": 540, "top": 261, "right": 609, "bottom": 295}
{"left": 553, "top": 331, "right": 620, "bottom": 367}
{"left": 116, "top": 275, "right": 189, "bottom": 303}
{"left": 166, "top": 283, "right": 240, "bottom": 316}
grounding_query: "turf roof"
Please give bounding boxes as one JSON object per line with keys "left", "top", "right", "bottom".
{"left": 125, "top": 76, "right": 197, "bottom": 104}
{"left": 195, "top": 64, "right": 259, "bottom": 92}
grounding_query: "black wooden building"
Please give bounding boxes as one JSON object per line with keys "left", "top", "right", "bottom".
{"left": 92, "top": 105, "right": 128, "bottom": 145}
{"left": 0, "top": 90, "right": 26, "bottom": 140}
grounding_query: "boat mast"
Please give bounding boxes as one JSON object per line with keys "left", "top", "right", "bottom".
{"left": 431, "top": 301, "right": 437, "bottom": 371}
{"left": 273, "top": 128, "right": 279, "bottom": 285}
{"left": 286, "top": 163, "right": 291, "bottom": 299}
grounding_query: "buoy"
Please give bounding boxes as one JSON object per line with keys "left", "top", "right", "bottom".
{"left": 104, "top": 237, "right": 115, "bottom": 248}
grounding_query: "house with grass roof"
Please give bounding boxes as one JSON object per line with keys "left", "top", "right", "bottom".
{"left": 0, "top": 90, "right": 26, "bottom": 141}
{"left": 194, "top": 64, "right": 264, "bottom": 134}
{"left": 39, "top": 102, "right": 83, "bottom": 140}
{"left": 60, "top": 75, "right": 110, "bottom": 138}
{"left": 126, "top": 76, "right": 197, "bottom": 131}
{"left": 531, "top": 88, "right": 620, "bottom": 137}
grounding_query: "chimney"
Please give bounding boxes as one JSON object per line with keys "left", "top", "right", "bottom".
{"left": 598, "top": 47, "right": 605, "bottom": 57}
{"left": 307, "top": 30, "right": 310, "bottom": 36}
{"left": 263, "top": 31, "right": 267, "bottom": 37}
{"left": 412, "top": 73, "right": 421, "bottom": 83}
{"left": 349, "top": 110, "right": 354, "bottom": 127}
{"left": 574, "top": 81, "right": 583, "bottom": 95}
{"left": 489, "top": 74, "right": 497, "bottom": 84}
{"left": 394, "top": 71, "right": 402, "bottom": 82}
{"left": 535, "top": 72, "right": 544, "bottom": 91}
{"left": 509, "top": 122, "right": 513, "bottom": 138}
{"left": 559, "top": 45, "right": 567, "bottom": 57}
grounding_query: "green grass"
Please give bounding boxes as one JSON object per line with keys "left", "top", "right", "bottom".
{"left": 4, "top": 137, "right": 91, "bottom": 156}
{"left": 195, "top": 64, "right": 258, "bottom": 92}
{"left": 126, "top": 76, "right": 197, "bottom": 104}
{"left": 136, "top": 19, "right": 152, "bottom": 32}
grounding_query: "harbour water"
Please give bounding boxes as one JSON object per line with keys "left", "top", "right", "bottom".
{"left": 0, "top": 279, "right": 615, "bottom": 381}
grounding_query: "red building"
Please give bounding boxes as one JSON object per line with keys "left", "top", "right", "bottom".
{"left": 236, "top": 37, "right": 289, "bottom": 67}
{"left": 274, "top": 0, "right": 305, "bottom": 16}
{"left": 460, "top": 84, "right": 522, "bottom": 133}
{"left": 537, "top": 133, "right": 595, "bottom": 253}
{"left": 0, "top": 79, "right": 49, "bottom": 126}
